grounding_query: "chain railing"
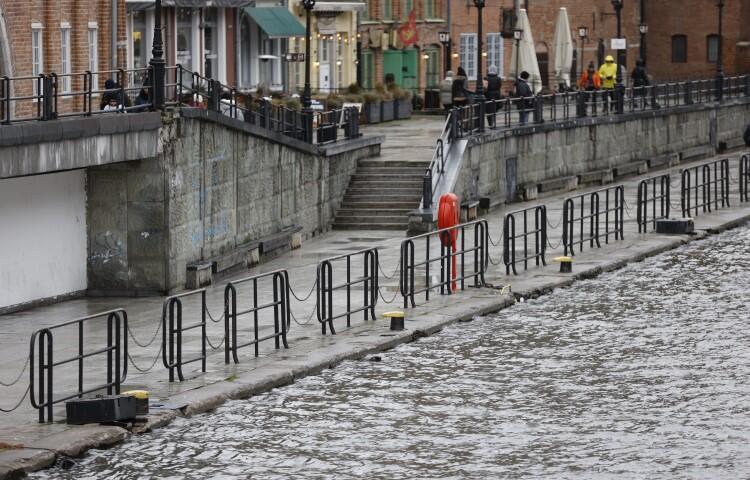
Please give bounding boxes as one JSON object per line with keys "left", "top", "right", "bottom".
{"left": 681, "top": 159, "right": 730, "bottom": 217}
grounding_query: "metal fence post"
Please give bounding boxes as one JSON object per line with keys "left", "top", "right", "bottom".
{"left": 537, "top": 95, "right": 544, "bottom": 123}
{"left": 423, "top": 169, "right": 433, "bottom": 209}
{"left": 42, "top": 74, "right": 56, "bottom": 121}
{"left": 684, "top": 81, "right": 693, "bottom": 105}
{"left": 576, "top": 91, "right": 587, "bottom": 118}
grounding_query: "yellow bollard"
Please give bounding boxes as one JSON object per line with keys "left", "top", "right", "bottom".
{"left": 383, "top": 311, "right": 405, "bottom": 331}
{"left": 553, "top": 256, "right": 573, "bottom": 273}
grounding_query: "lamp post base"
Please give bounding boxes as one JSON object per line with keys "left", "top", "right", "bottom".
{"left": 715, "top": 73, "right": 725, "bottom": 101}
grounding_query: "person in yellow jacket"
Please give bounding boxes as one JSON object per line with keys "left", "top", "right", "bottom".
{"left": 598, "top": 55, "right": 619, "bottom": 111}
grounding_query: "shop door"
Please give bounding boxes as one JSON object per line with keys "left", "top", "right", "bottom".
{"left": 401, "top": 49, "right": 417, "bottom": 92}
{"left": 319, "top": 64, "right": 331, "bottom": 92}
{"left": 425, "top": 48, "right": 440, "bottom": 89}
{"left": 383, "top": 50, "right": 403, "bottom": 85}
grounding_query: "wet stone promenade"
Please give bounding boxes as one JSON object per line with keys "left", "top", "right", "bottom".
{"left": 32, "top": 225, "right": 750, "bottom": 479}
{"left": 2, "top": 146, "right": 750, "bottom": 477}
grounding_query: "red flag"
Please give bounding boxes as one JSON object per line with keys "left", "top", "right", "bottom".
{"left": 397, "top": 9, "right": 419, "bottom": 46}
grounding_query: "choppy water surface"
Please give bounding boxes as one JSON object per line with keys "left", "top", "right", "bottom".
{"left": 37, "top": 227, "right": 750, "bottom": 479}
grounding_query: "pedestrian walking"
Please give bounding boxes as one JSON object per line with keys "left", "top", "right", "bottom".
{"left": 485, "top": 65, "right": 503, "bottom": 127}
{"left": 598, "top": 55, "right": 618, "bottom": 112}
{"left": 452, "top": 67, "right": 471, "bottom": 108}
{"left": 440, "top": 70, "right": 454, "bottom": 111}
{"left": 515, "top": 71, "right": 533, "bottom": 125}
{"left": 631, "top": 59, "right": 650, "bottom": 109}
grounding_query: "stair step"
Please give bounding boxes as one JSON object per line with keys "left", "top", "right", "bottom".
{"left": 351, "top": 174, "right": 425, "bottom": 181}
{"left": 334, "top": 215, "right": 406, "bottom": 223}
{"left": 348, "top": 180, "right": 423, "bottom": 188}
{"left": 337, "top": 208, "right": 412, "bottom": 216}
{"left": 358, "top": 160, "right": 430, "bottom": 168}
{"left": 332, "top": 222, "right": 407, "bottom": 231}
{"left": 355, "top": 168, "right": 429, "bottom": 176}
{"left": 341, "top": 201, "right": 419, "bottom": 209}
{"left": 347, "top": 187, "right": 422, "bottom": 194}
{"left": 343, "top": 196, "right": 422, "bottom": 203}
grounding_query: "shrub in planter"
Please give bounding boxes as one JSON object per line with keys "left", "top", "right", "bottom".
{"left": 363, "top": 92, "right": 381, "bottom": 123}
{"left": 326, "top": 94, "right": 343, "bottom": 110}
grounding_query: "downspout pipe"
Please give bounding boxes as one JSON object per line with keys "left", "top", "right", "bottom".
{"left": 111, "top": 0, "right": 118, "bottom": 68}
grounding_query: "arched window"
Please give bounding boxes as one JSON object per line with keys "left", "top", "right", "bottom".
{"left": 671, "top": 35, "right": 687, "bottom": 63}
{"left": 707, "top": 34, "right": 720, "bottom": 63}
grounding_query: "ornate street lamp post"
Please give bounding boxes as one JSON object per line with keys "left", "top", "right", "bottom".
{"left": 473, "top": 0, "right": 485, "bottom": 131}
{"left": 639, "top": 23, "right": 648, "bottom": 65}
{"left": 716, "top": 0, "right": 724, "bottom": 100}
{"left": 149, "top": 0, "right": 165, "bottom": 110}
{"left": 302, "top": 0, "right": 316, "bottom": 142}
{"left": 611, "top": 0, "right": 624, "bottom": 114}
{"left": 578, "top": 26, "right": 588, "bottom": 86}
{"left": 514, "top": 27, "right": 523, "bottom": 85}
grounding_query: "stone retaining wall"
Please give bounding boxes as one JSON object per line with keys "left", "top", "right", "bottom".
{"left": 454, "top": 98, "right": 750, "bottom": 206}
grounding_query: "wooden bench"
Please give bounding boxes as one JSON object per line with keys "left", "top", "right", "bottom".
{"left": 460, "top": 201, "right": 479, "bottom": 222}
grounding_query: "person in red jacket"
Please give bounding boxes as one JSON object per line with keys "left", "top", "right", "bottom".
{"left": 578, "top": 62, "right": 602, "bottom": 91}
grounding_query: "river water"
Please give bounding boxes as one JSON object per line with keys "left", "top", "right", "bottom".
{"left": 34, "top": 226, "right": 750, "bottom": 479}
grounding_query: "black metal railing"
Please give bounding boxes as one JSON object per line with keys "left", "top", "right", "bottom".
{"left": 740, "top": 154, "right": 750, "bottom": 203}
{"left": 446, "top": 75, "right": 750, "bottom": 142}
{"left": 224, "top": 270, "right": 291, "bottom": 363}
{"left": 637, "top": 174, "right": 671, "bottom": 233}
{"left": 423, "top": 111, "right": 453, "bottom": 209}
{"left": 29, "top": 309, "right": 128, "bottom": 423}
{"left": 503, "top": 205, "right": 547, "bottom": 275}
{"left": 562, "top": 185, "right": 625, "bottom": 256}
{"left": 161, "top": 290, "right": 207, "bottom": 383}
{"left": 680, "top": 158, "right": 730, "bottom": 217}
{"left": 0, "top": 68, "right": 152, "bottom": 124}
{"left": 400, "top": 220, "right": 488, "bottom": 308}
{"left": 316, "top": 248, "right": 378, "bottom": 335}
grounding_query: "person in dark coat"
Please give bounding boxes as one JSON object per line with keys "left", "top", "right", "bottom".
{"left": 100, "top": 78, "right": 133, "bottom": 110}
{"left": 515, "top": 71, "right": 533, "bottom": 125}
{"left": 631, "top": 58, "right": 650, "bottom": 108}
{"left": 744, "top": 124, "right": 750, "bottom": 149}
{"left": 452, "top": 67, "right": 472, "bottom": 107}
{"left": 485, "top": 65, "right": 503, "bottom": 127}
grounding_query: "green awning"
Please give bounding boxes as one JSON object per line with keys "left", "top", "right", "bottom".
{"left": 244, "top": 7, "right": 305, "bottom": 38}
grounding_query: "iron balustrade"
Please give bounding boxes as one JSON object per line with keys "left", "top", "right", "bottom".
{"left": 503, "top": 205, "right": 547, "bottom": 275}
{"left": 400, "top": 220, "right": 488, "bottom": 308}
{"left": 161, "top": 290, "right": 207, "bottom": 383}
{"left": 422, "top": 111, "right": 453, "bottom": 209}
{"left": 636, "top": 174, "right": 671, "bottom": 233}
{"left": 0, "top": 68, "right": 152, "bottom": 124}
{"left": 316, "top": 248, "right": 378, "bottom": 335}
{"left": 29, "top": 309, "right": 128, "bottom": 423}
{"left": 680, "top": 159, "right": 730, "bottom": 217}
{"left": 562, "top": 185, "right": 625, "bottom": 256}
{"left": 740, "top": 154, "right": 750, "bottom": 203}
{"left": 224, "top": 270, "right": 291, "bottom": 363}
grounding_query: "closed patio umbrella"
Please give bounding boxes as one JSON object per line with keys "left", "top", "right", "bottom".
{"left": 552, "top": 7, "right": 574, "bottom": 89}
{"left": 508, "top": 9, "right": 542, "bottom": 94}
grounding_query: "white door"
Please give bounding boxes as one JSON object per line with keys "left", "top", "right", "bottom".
{"left": 319, "top": 64, "right": 331, "bottom": 92}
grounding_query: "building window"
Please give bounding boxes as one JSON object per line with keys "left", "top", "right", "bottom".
{"left": 403, "top": 0, "right": 413, "bottom": 18}
{"left": 176, "top": 8, "right": 195, "bottom": 84}
{"left": 203, "top": 8, "right": 218, "bottom": 79}
{"left": 361, "top": 0, "right": 369, "bottom": 20}
{"left": 60, "top": 26, "right": 71, "bottom": 93}
{"left": 32, "top": 27, "right": 43, "bottom": 96}
{"left": 424, "top": 0, "right": 437, "bottom": 18}
{"left": 460, "top": 33, "right": 477, "bottom": 80}
{"left": 671, "top": 35, "right": 687, "bottom": 63}
{"left": 361, "top": 49, "right": 374, "bottom": 89}
{"left": 88, "top": 25, "right": 99, "bottom": 89}
{"left": 707, "top": 34, "right": 719, "bottom": 63}
{"left": 382, "top": 0, "right": 392, "bottom": 20}
{"left": 425, "top": 48, "right": 440, "bottom": 88}
{"left": 487, "top": 33, "right": 503, "bottom": 78}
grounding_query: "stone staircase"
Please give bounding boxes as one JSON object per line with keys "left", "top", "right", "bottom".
{"left": 333, "top": 160, "right": 430, "bottom": 230}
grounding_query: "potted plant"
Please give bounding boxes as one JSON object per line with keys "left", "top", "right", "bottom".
{"left": 376, "top": 83, "right": 395, "bottom": 122}
{"left": 388, "top": 84, "right": 412, "bottom": 119}
{"left": 363, "top": 92, "right": 381, "bottom": 124}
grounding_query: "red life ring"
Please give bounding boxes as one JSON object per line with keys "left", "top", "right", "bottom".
{"left": 437, "top": 193, "right": 460, "bottom": 247}
{"left": 437, "top": 193, "right": 460, "bottom": 292}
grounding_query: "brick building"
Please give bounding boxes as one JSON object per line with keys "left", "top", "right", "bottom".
{"left": 0, "top": 0, "right": 127, "bottom": 116}
{"left": 358, "top": 0, "right": 449, "bottom": 94}
{"left": 645, "top": 0, "right": 750, "bottom": 81}
{"left": 450, "top": 0, "right": 642, "bottom": 93}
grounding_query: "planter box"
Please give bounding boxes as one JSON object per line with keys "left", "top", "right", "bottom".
{"left": 381, "top": 100, "right": 395, "bottom": 122}
{"left": 364, "top": 103, "right": 381, "bottom": 123}
{"left": 396, "top": 99, "right": 412, "bottom": 119}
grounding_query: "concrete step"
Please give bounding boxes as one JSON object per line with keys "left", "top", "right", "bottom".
{"left": 355, "top": 168, "right": 429, "bottom": 176}
{"left": 332, "top": 222, "right": 407, "bottom": 231}
{"left": 340, "top": 201, "right": 419, "bottom": 209}
{"left": 337, "top": 208, "right": 412, "bottom": 216}
{"left": 346, "top": 187, "right": 422, "bottom": 196}
{"left": 334, "top": 215, "right": 406, "bottom": 223}
{"left": 348, "top": 180, "right": 423, "bottom": 188}
{"left": 358, "top": 160, "right": 431, "bottom": 168}
{"left": 342, "top": 195, "right": 422, "bottom": 203}
{"left": 351, "top": 173, "right": 425, "bottom": 181}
